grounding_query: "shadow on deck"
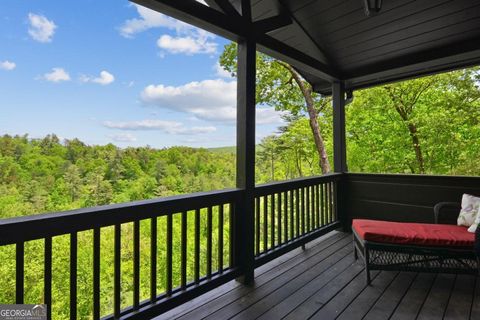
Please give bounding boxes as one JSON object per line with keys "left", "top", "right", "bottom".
{"left": 155, "top": 231, "right": 480, "bottom": 320}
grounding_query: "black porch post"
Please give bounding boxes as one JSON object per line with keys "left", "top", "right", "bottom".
{"left": 235, "top": 38, "right": 256, "bottom": 284}
{"left": 332, "top": 81, "right": 348, "bottom": 230}
{"left": 332, "top": 81, "right": 347, "bottom": 173}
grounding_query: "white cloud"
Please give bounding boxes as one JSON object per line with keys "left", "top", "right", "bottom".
{"left": 120, "top": 4, "right": 218, "bottom": 56}
{"left": 28, "top": 13, "right": 56, "bottom": 43}
{"left": 257, "top": 108, "right": 288, "bottom": 125}
{"left": 141, "top": 79, "right": 287, "bottom": 125}
{"left": 141, "top": 79, "right": 236, "bottom": 122}
{"left": 109, "top": 133, "right": 137, "bottom": 142}
{"left": 214, "top": 62, "right": 232, "bottom": 78}
{"left": 119, "top": 4, "right": 192, "bottom": 38}
{"left": 0, "top": 60, "right": 16, "bottom": 71}
{"left": 157, "top": 33, "right": 217, "bottom": 55}
{"left": 42, "top": 68, "right": 70, "bottom": 82}
{"left": 80, "top": 70, "right": 115, "bottom": 85}
{"left": 103, "top": 119, "right": 216, "bottom": 135}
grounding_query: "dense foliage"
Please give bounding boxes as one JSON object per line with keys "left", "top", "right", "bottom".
{"left": 256, "top": 68, "right": 480, "bottom": 178}
{"left": 346, "top": 68, "right": 480, "bottom": 175}
{"left": 0, "top": 135, "right": 236, "bottom": 219}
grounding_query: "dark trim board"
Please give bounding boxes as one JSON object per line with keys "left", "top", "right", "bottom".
{"left": 333, "top": 81, "right": 347, "bottom": 173}
{"left": 0, "top": 189, "right": 242, "bottom": 245}
{"left": 235, "top": 38, "right": 257, "bottom": 283}
{"left": 254, "top": 173, "right": 341, "bottom": 196}
{"left": 344, "top": 173, "right": 480, "bottom": 226}
{"left": 343, "top": 43, "right": 480, "bottom": 95}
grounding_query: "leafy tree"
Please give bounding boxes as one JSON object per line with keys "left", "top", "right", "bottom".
{"left": 257, "top": 136, "right": 279, "bottom": 181}
{"left": 220, "top": 43, "right": 332, "bottom": 173}
{"left": 64, "top": 164, "right": 82, "bottom": 202}
{"left": 83, "top": 168, "right": 113, "bottom": 206}
{"left": 346, "top": 68, "right": 480, "bottom": 174}
{"left": 65, "top": 138, "right": 87, "bottom": 163}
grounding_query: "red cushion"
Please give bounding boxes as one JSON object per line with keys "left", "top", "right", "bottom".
{"left": 352, "top": 219, "right": 474, "bottom": 247}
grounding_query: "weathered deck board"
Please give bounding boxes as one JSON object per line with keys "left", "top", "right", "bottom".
{"left": 235, "top": 251, "right": 355, "bottom": 319}
{"left": 204, "top": 237, "right": 352, "bottom": 319}
{"left": 157, "top": 231, "right": 348, "bottom": 320}
{"left": 336, "top": 270, "right": 399, "bottom": 320}
{"left": 263, "top": 259, "right": 362, "bottom": 320}
{"left": 444, "top": 274, "right": 476, "bottom": 320}
{"left": 362, "top": 272, "right": 416, "bottom": 320}
{"left": 154, "top": 231, "right": 480, "bottom": 320}
{"left": 306, "top": 269, "right": 380, "bottom": 320}
{"left": 470, "top": 278, "right": 480, "bottom": 319}
{"left": 417, "top": 273, "right": 456, "bottom": 320}
{"left": 389, "top": 273, "right": 436, "bottom": 320}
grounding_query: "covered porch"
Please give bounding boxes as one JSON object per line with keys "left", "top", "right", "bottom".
{"left": 1, "top": 0, "right": 480, "bottom": 319}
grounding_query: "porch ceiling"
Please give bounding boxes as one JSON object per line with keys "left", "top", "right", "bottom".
{"left": 133, "top": 0, "right": 480, "bottom": 94}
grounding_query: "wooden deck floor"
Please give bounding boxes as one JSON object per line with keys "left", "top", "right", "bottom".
{"left": 155, "top": 231, "right": 480, "bottom": 320}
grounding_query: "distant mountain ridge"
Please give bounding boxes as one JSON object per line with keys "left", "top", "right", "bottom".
{"left": 207, "top": 146, "right": 236, "bottom": 154}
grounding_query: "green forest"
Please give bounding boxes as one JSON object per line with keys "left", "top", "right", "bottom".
{"left": 0, "top": 45, "right": 479, "bottom": 319}
{"left": 0, "top": 136, "right": 237, "bottom": 219}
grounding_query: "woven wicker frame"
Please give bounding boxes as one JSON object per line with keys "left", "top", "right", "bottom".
{"left": 353, "top": 229, "right": 479, "bottom": 285}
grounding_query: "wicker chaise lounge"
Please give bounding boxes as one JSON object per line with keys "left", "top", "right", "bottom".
{"left": 352, "top": 202, "right": 480, "bottom": 285}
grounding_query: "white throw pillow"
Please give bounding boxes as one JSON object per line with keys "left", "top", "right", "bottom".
{"left": 457, "top": 194, "right": 480, "bottom": 227}
{"left": 468, "top": 206, "right": 480, "bottom": 233}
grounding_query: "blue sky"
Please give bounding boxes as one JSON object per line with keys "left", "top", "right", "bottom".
{"left": 0, "top": 0, "right": 284, "bottom": 148}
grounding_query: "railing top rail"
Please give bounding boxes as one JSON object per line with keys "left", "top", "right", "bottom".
{"left": 346, "top": 172, "right": 480, "bottom": 181}
{"left": 0, "top": 173, "right": 346, "bottom": 245}
{"left": 254, "top": 173, "right": 343, "bottom": 196}
{"left": 0, "top": 188, "right": 241, "bottom": 245}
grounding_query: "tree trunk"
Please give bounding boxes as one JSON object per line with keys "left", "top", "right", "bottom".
{"left": 385, "top": 85, "right": 430, "bottom": 174}
{"left": 392, "top": 104, "right": 426, "bottom": 174}
{"left": 306, "top": 100, "right": 331, "bottom": 174}
{"left": 407, "top": 123, "right": 425, "bottom": 174}
{"left": 281, "top": 63, "right": 331, "bottom": 174}
{"left": 270, "top": 153, "right": 275, "bottom": 180}
{"left": 295, "top": 148, "right": 303, "bottom": 177}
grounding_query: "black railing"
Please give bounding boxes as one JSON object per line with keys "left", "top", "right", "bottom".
{"left": 0, "top": 175, "right": 342, "bottom": 319}
{"left": 253, "top": 173, "right": 342, "bottom": 266}
{"left": 0, "top": 190, "right": 241, "bottom": 320}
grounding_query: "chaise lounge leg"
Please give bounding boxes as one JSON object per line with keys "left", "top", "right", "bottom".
{"left": 477, "top": 258, "right": 480, "bottom": 276}
{"left": 364, "top": 245, "right": 371, "bottom": 285}
{"left": 353, "top": 234, "right": 358, "bottom": 260}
